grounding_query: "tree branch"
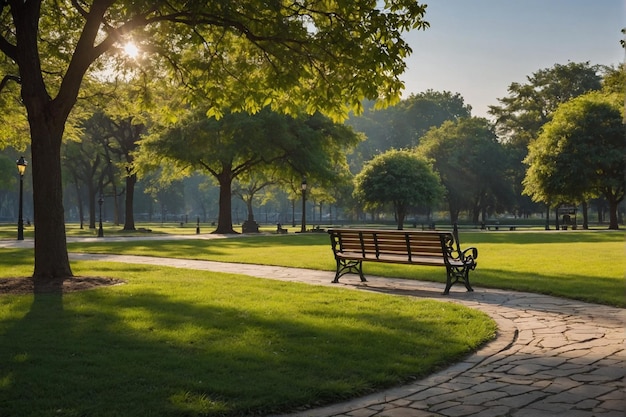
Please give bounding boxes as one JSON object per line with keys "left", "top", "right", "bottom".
{"left": 0, "top": 74, "right": 20, "bottom": 93}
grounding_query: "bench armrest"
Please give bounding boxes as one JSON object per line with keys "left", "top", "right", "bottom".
{"left": 460, "top": 246, "right": 478, "bottom": 264}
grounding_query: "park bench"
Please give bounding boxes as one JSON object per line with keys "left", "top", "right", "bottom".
{"left": 485, "top": 224, "right": 518, "bottom": 231}
{"left": 327, "top": 226, "right": 478, "bottom": 295}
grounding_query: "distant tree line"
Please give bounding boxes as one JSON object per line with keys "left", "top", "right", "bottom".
{"left": 345, "top": 62, "right": 624, "bottom": 230}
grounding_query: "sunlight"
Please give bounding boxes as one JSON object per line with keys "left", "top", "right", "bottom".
{"left": 123, "top": 42, "right": 139, "bottom": 59}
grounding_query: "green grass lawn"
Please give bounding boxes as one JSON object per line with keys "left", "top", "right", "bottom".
{"left": 0, "top": 257, "right": 495, "bottom": 417}
{"left": 65, "top": 229, "right": 625, "bottom": 307}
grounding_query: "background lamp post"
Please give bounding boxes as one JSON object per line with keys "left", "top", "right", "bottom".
{"left": 16, "top": 156, "right": 27, "bottom": 241}
{"left": 97, "top": 194, "right": 104, "bottom": 237}
{"left": 300, "top": 177, "right": 307, "bottom": 233}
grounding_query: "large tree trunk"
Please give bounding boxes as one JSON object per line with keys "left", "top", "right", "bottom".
{"left": 111, "top": 183, "right": 120, "bottom": 226}
{"left": 607, "top": 199, "right": 619, "bottom": 230}
{"left": 581, "top": 200, "right": 589, "bottom": 230}
{"left": 123, "top": 173, "right": 136, "bottom": 230}
{"left": 554, "top": 206, "right": 560, "bottom": 230}
{"left": 73, "top": 180, "right": 84, "bottom": 229}
{"left": 245, "top": 197, "right": 255, "bottom": 222}
{"left": 214, "top": 172, "right": 237, "bottom": 234}
{"left": 14, "top": 0, "right": 77, "bottom": 282}
{"left": 88, "top": 184, "right": 97, "bottom": 229}
{"left": 601, "top": 186, "right": 623, "bottom": 230}
{"left": 30, "top": 122, "right": 73, "bottom": 280}
{"left": 395, "top": 204, "right": 406, "bottom": 230}
{"left": 13, "top": 0, "right": 112, "bottom": 282}
{"left": 448, "top": 202, "right": 460, "bottom": 224}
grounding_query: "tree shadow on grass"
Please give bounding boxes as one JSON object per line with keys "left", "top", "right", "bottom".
{"left": 0, "top": 274, "right": 489, "bottom": 417}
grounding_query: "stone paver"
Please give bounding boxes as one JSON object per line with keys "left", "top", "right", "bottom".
{"left": 62, "top": 250, "right": 625, "bottom": 417}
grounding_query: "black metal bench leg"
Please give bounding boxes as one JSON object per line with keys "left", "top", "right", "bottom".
{"left": 444, "top": 269, "right": 453, "bottom": 295}
{"left": 444, "top": 266, "right": 474, "bottom": 294}
{"left": 332, "top": 259, "right": 367, "bottom": 283}
{"left": 332, "top": 265, "right": 341, "bottom": 283}
{"left": 358, "top": 264, "right": 366, "bottom": 282}
{"left": 464, "top": 267, "right": 474, "bottom": 292}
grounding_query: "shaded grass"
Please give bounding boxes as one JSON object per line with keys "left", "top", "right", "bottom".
{"left": 66, "top": 230, "right": 625, "bottom": 307}
{"left": 0, "top": 261, "right": 495, "bottom": 417}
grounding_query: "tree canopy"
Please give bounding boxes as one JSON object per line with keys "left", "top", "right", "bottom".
{"left": 139, "top": 108, "right": 361, "bottom": 233}
{"left": 353, "top": 149, "right": 442, "bottom": 230}
{"left": 346, "top": 90, "right": 471, "bottom": 166}
{"left": 523, "top": 91, "right": 625, "bottom": 229}
{"left": 486, "top": 61, "right": 605, "bottom": 218}
{"left": 489, "top": 61, "right": 603, "bottom": 148}
{"left": 416, "top": 117, "right": 513, "bottom": 224}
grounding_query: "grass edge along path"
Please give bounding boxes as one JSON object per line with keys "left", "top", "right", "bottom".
{"left": 0, "top": 260, "right": 496, "bottom": 417}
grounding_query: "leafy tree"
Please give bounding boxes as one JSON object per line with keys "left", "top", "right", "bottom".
{"left": 62, "top": 135, "right": 107, "bottom": 229}
{"left": 324, "top": 166, "right": 357, "bottom": 222}
{"left": 488, "top": 61, "right": 603, "bottom": 218}
{"left": 347, "top": 90, "right": 471, "bottom": 167}
{"left": 353, "top": 149, "right": 442, "bottom": 230}
{"left": 392, "top": 90, "right": 472, "bottom": 145}
{"left": 0, "top": 1, "right": 428, "bottom": 281}
{"left": 95, "top": 113, "right": 144, "bottom": 230}
{"left": 416, "top": 118, "right": 513, "bottom": 223}
{"left": 489, "top": 62, "right": 603, "bottom": 147}
{"left": 232, "top": 170, "right": 278, "bottom": 231}
{"left": 523, "top": 92, "right": 625, "bottom": 229}
{"left": 78, "top": 80, "right": 152, "bottom": 230}
{"left": 601, "top": 65, "right": 626, "bottom": 95}
{"left": 139, "top": 109, "right": 361, "bottom": 234}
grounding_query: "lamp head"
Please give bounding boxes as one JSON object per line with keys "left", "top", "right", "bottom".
{"left": 16, "top": 157, "right": 27, "bottom": 176}
{"left": 301, "top": 177, "right": 307, "bottom": 191}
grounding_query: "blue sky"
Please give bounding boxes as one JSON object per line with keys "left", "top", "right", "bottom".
{"left": 400, "top": 0, "right": 625, "bottom": 118}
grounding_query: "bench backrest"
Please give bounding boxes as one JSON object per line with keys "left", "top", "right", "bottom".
{"left": 328, "top": 228, "right": 456, "bottom": 261}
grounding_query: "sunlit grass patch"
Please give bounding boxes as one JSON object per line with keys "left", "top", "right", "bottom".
{"left": 0, "top": 262, "right": 495, "bottom": 416}
{"left": 64, "top": 230, "right": 625, "bottom": 307}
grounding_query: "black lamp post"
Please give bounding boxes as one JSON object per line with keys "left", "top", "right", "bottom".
{"left": 300, "top": 177, "right": 307, "bottom": 233}
{"left": 16, "top": 156, "right": 27, "bottom": 241}
{"left": 97, "top": 194, "right": 104, "bottom": 237}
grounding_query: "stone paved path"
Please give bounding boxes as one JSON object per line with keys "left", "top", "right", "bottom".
{"left": 68, "top": 252, "right": 626, "bottom": 417}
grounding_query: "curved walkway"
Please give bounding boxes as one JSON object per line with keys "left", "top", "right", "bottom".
{"left": 68, "top": 252, "right": 626, "bottom": 417}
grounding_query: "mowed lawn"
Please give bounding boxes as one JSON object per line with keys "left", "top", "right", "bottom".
{"left": 0, "top": 228, "right": 622, "bottom": 416}
{"left": 1, "top": 245, "right": 495, "bottom": 417}
{"left": 66, "top": 229, "right": 624, "bottom": 307}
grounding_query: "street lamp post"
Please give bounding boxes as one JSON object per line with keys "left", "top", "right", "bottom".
{"left": 16, "top": 157, "right": 27, "bottom": 241}
{"left": 300, "top": 177, "right": 307, "bottom": 233}
{"left": 97, "top": 194, "right": 104, "bottom": 237}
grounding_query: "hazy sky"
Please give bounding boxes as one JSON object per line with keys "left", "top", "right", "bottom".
{"left": 400, "top": 0, "right": 625, "bottom": 118}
